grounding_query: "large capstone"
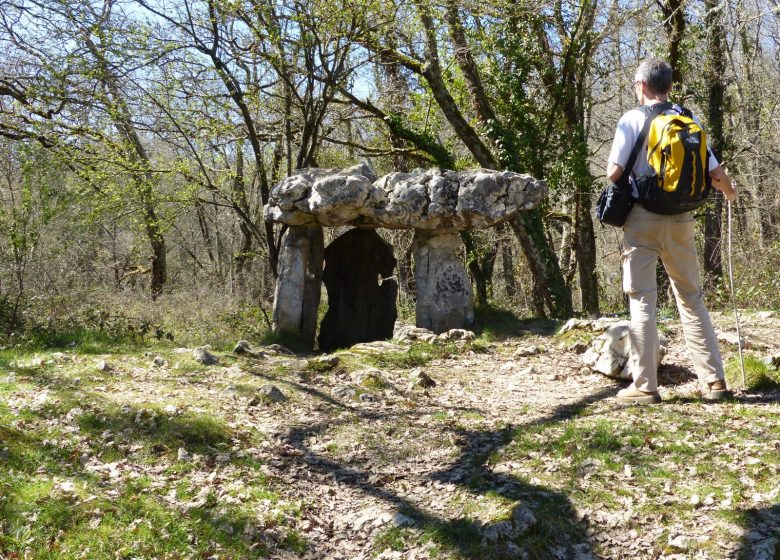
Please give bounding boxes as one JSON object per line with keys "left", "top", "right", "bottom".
{"left": 317, "top": 228, "right": 398, "bottom": 352}
{"left": 272, "top": 225, "right": 324, "bottom": 346}
{"left": 413, "top": 230, "right": 474, "bottom": 333}
{"left": 265, "top": 164, "right": 546, "bottom": 230}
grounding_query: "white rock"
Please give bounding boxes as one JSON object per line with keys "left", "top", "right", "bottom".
{"left": 192, "top": 347, "right": 219, "bottom": 366}
{"left": 391, "top": 513, "right": 415, "bottom": 528}
{"left": 96, "top": 360, "right": 113, "bottom": 372}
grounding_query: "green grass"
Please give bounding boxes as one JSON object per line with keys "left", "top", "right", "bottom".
{"left": 364, "top": 342, "right": 458, "bottom": 369}
{"left": 725, "top": 353, "right": 780, "bottom": 390}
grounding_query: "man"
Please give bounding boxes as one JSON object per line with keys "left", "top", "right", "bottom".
{"left": 606, "top": 58, "right": 737, "bottom": 404}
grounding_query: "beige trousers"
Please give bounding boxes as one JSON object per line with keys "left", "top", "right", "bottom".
{"left": 622, "top": 205, "right": 724, "bottom": 392}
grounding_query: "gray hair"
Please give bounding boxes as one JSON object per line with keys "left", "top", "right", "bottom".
{"left": 635, "top": 58, "right": 673, "bottom": 95}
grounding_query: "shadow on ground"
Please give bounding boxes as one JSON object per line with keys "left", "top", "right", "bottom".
{"left": 280, "top": 384, "right": 620, "bottom": 559}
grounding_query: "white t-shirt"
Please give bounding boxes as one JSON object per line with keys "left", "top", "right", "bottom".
{"left": 608, "top": 103, "right": 719, "bottom": 183}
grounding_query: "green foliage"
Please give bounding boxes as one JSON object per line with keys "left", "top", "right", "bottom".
{"left": 8, "top": 303, "right": 174, "bottom": 349}
{"left": 725, "top": 353, "right": 780, "bottom": 391}
{"left": 384, "top": 113, "right": 456, "bottom": 169}
{"left": 365, "top": 342, "right": 458, "bottom": 369}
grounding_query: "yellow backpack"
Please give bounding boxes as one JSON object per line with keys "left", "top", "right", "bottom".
{"left": 636, "top": 103, "right": 712, "bottom": 214}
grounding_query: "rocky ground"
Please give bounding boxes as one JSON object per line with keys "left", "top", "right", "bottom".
{"left": 1, "top": 312, "right": 779, "bottom": 560}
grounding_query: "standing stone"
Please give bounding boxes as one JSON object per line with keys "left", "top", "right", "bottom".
{"left": 413, "top": 230, "right": 474, "bottom": 333}
{"left": 318, "top": 228, "right": 398, "bottom": 352}
{"left": 272, "top": 225, "right": 324, "bottom": 347}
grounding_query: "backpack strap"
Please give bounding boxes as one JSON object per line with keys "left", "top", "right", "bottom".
{"left": 624, "top": 102, "right": 672, "bottom": 180}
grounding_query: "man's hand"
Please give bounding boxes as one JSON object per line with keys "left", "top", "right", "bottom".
{"left": 606, "top": 162, "right": 624, "bottom": 183}
{"left": 710, "top": 166, "right": 737, "bottom": 201}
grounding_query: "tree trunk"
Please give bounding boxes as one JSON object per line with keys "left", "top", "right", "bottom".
{"left": 658, "top": 0, "right": 686, "bottom": 84}
{"left": 509, "top": 210, "right": 573, "bottom": 318}
{"left": 460, "top": 231, "right": 497, "bottom": 307}
{"left": 575, "top": 192, "right": 599, "bottom": 315}
{"left": 703, "top": 0, "right": 727, "bottom": 288}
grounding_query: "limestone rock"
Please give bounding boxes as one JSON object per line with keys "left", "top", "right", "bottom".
{"left": 192, "top": 347, "right": 219, "bottom": 366}
{"left": 581, "top": 321, "right": 667, "bottom": 379}
{"left": 413, "top": 230, "right": 474, "bottom": 333}
{"left": 233, "top": 340, "right": 268, "bottom": 359}
{"left": 332, "top": 384, "right": 357, "bottom": 400}
{"left": 481, "top": 502, "right": 537, "bottom": 545}
{"left": 438, "top": 328, "right": 476, "bottom": 342}
{"left": 350, "top": 341, "right": 409, "bottom": 354}
{"left": 151, "top": 356, "right": 167, "bottom": 367}
{"left": 265, "top": 344, "right": 295, "bottom": 356}
{"left": 96, "top": 360, "right": 113, "bottom": 372}
{"left": 251, "top": 384, "right": 287, "bottom": 404}
{"left": 350, "top": 369, "right": 385, "bottom": 388}
{"left": 717, "top": 330, "right": 749, "bottom": 348}
{"left": 409, "top": 368, "right": 436, "bottom": 388}
{"left": 309, "top": 355, "right": 340, "bottom": 369}
{"left": 265, "top": 165, "right": 547, "bottom": 230}
{"left": 394, "top": 324, "right": 440, "bottom": 344}
{"left": 272, "top": 226, "right": 324, "bottom": 347}
{"left": 391, "top": 513, "right": 415, "bottom": 528}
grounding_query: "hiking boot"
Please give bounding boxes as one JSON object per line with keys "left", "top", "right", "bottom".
{"left": 703, "top": 380, "right": 730, "bottom": 401}
{"left": 616, "top": 385, "right": 661, "bottom": 404}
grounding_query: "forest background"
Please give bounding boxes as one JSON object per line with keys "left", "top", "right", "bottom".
{"left": 1, "top": 0, "right": 779, "bottom": 349}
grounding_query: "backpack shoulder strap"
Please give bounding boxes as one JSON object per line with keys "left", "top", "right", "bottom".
{"left": 673, "top": 104, "right": 693, "bottom": 118}
{"left": 625, "top": 102, "right": 671, "bottom": 177}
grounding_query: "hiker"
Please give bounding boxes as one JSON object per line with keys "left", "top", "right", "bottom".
{"left": 606, "top": 58, "right": 737, "bottom": 404}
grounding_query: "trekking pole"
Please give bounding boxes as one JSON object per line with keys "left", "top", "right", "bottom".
{"left": 726, "top": 199, "right": 746, "bottom": 389}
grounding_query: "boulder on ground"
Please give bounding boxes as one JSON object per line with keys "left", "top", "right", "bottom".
{"left": 581, "top": 320, "right": 667, "bottom": 380}
{"left": 192, "top": 347, "right": 219, "bottom": 366}
{"left": 233, "top": 340, "right": 268, "bottom": 359}
{"left": 249, "top": 384, "right": 287, "bottom": 405}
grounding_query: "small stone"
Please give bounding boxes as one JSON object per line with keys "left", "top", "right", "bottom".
{"left": 257, "top": 384, "right": 287, "bottom": 404}
{"left": 152, "top": 356, "right": 167, "bottom": 367}
{"left": 309, "top": 355, "right": 340, "bottom": 369}
{"left": 510, "top": 502, "right": 537, "bottom": 534}
{"left": 409, "top": 368, "right": 436, "bottom": 388}
{"left": 518, "top": 365, "right": 537, "bottom": 376}
{"left": 690, "top": 494, "right": 701, "bottom": 507}
{"left": 350, "top": 369, "right": 385, "bottom": 388}
{"left": 96, "top": 360, "right": 113, "bottom": 372}
{"left": 438, "top": 329, "right": 476, "bottom": 342}
{"left": 265, "top": 344, "right": 294, "bottom": 356}
{"left": 667, "top": 534, "right": 709, "bottom": 550}
{"left": 177, "top": 447, "right": 191, "bottom": 462}
{"left": 56, "top": 480, "right": 76, "bottom": 494}
{"left": 164, "top": 405, "right": 179, "bottom": 415}
{"left": 233, "top": 340, "right": 267, "bottom": 359}
{"left": 391, "top": 513, "right": 415, "bottom": 528}
{"left": 332, "top": 384, "right": 356, "bottom": 400}
{"left": 192, "top": 347, "right": 219, "bottom": 366}
{"left": 359, "top": 393, "right": 377, "bottom": 403}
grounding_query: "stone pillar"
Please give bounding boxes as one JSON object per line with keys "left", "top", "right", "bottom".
{"left": 272, "top": 226, "right": 324, "bottom": 348}
{"left": 412, "top": 229, "right": 474, "bottom": 333}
